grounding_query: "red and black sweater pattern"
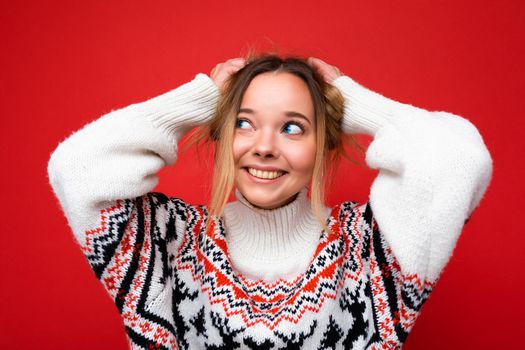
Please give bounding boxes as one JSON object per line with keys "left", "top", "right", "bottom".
{"left": 82, "top": 192, "right": 434, "bottom": 350}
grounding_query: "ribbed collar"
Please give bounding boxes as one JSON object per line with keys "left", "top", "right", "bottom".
{"left": 223, "top": 188, "right": 329, "bottom": 281}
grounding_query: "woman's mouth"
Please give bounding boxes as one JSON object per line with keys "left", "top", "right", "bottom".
{"left": 246, "top": 167, "right": 286, "bottom": 180}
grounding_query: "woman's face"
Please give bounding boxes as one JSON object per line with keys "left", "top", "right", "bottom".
{"left": 233, "top": 72, "right": 317, "bottom": 209}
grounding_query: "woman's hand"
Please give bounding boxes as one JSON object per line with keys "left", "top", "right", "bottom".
{"left": 210, "top": 58, "right": 246, "bottom": 92}
{"left": 307, "top": 57, "right": 343, "bottom": 84}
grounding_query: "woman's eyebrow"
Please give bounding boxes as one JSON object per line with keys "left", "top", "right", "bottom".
{"left": 284, "top": 111, "right": 312, "bottom": 125}
{"left": 238, "top": 108, "right": 312, "bottom": 125}
{"left": 238, "top": 108, "right": 255, "bottom": 114}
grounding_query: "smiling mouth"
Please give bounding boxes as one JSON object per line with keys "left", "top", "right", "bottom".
{"left": 246, "top": 167, "right": 286, "bottom": 180}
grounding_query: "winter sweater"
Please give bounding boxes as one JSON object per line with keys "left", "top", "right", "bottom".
{"left": 47, "top": 73, "right": 493, "bottom": 349}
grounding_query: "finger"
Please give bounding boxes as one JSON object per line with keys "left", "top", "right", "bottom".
{"left": 230, "top": 60, "right": 246, "bottom": 69}
{"left": 307, "top": 57, "right": 325, "bottom": 67}
{"left": 227, "top": 57, "right": 246, "bottom": 65}
{"left": 226, "top": 65, "right": 243, "bottom": 75}
{"left": 230, "top": 62, "right": 246, "bottom": 69}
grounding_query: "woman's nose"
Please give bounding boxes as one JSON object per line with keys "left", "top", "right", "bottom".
{"left": 253, "top": 131, "right": 279, "bottom": 158}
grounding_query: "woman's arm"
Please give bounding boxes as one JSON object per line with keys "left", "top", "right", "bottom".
{"left": 309, "top": 57, "right": 493, "bottom": 283}
{"left": 48, "top": 73, "right": 219, "bottom": 245}
{"left": 48, "top": 57, "right": 245, "bottom": 250}
{"left": 47, "top": 59, "right": 246, "bottom": 347}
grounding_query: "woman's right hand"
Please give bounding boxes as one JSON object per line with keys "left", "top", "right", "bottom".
{"left": 210, "top": 58, "right": 246, "bottom": 92}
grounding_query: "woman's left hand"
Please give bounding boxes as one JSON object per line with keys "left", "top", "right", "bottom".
{"left": 307, "top": 57, "right": 343, "bottom": 84}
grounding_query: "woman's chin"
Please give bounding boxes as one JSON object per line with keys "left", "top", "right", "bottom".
{"left": 239, "top": 190, "right": 298, "bottom": 210}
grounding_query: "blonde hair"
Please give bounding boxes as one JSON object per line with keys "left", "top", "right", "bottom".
{"left": 186, "top": 52, "right": 363, "bottom": 229}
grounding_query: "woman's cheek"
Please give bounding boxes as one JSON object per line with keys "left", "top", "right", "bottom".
{"left": 287, "top": 140, "right": 317, "bottom": 173}
{"left": 233, "top": 135, "right": 252, "bottom": 162}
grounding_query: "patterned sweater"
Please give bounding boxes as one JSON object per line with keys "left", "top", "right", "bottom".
{"left": 47, "top": 73, "right": 493, "bottom": 349}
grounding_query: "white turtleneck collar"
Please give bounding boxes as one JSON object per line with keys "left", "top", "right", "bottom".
{"left": 223, "top": 188, "right": 331, "bottom": 282}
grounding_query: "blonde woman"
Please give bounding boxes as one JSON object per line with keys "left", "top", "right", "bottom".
{"left": 48, "top": 54, "right": 493, "bottom": 349}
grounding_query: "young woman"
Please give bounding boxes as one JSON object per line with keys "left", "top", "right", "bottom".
{"left": 48, "top": 54, "right": 493, "bottom": 349}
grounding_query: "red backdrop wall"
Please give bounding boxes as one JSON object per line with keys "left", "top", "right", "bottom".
{"left": 2, "top": 0, "right": 523, "bottom": 348}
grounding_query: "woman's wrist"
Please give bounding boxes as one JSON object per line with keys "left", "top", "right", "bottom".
{"left": 332, "top": 75, "right": 400, "bottom": 136}
{"left": 306, "top": 57, "right": 385, "bottom": 136}
{"left": 135, "top": 73, "right": 220, "bottom": 141}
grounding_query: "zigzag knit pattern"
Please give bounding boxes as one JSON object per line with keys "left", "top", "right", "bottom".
{"left": 82, "top": 192, "right": 433, "bottom": 350}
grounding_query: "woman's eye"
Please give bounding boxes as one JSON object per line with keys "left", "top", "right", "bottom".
{"left": 236, "top": 119, "right": 251, "bottom": 129}
{"left": 282, "top": 122, "right": 304, "bottom": 135}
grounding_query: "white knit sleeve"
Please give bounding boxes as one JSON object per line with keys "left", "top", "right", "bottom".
{"left": 332, "top": 75, "right": 493, "bottom": 282}
{"left": 47, "top": 73, "right": 219, "bottom": 249}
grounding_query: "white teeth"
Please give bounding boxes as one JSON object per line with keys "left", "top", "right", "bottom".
{"left": 247, "top": 168, "right": 284, "bottom": 180}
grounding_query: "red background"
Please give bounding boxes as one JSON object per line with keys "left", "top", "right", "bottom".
{"left": 2, "top": 0, "right": 523, "bottom": 348}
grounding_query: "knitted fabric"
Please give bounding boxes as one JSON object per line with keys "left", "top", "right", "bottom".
{"left": 223, "top": 188, "right": 331, "bottom": 282}
{"left": 48, "top": 72, "right": 493, "bottom": 349}
{"left": 80, "top": 192, "right": 430, "bottom": 349}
